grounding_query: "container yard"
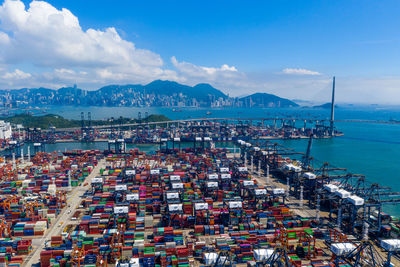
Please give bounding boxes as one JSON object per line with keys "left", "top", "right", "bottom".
{"left": 0, "top": 0, "right": 398, "bottom": 265}
{"left": 0, "top": 135, "right": 399, "bottom": 266}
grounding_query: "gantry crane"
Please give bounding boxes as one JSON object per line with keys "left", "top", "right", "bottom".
{"left": 0, "top": 218, "right": 11, "bottom": 238}
{"left": 70, "top": 245, "right": 86, "bottom": 267}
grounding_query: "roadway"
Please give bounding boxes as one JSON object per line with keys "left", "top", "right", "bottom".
{"left": 44, "top": 117, "right": 400, "bottom": 132}
{"left": 24, "top": 158, "right": 105, "bottom": 267}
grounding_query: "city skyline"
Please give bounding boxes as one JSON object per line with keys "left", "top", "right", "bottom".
{"left": 0, "top": 0, "right": 400, "bottom": 104}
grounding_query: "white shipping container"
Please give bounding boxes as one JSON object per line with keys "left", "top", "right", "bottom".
{"left": 115, "top": 184, "right": 127, "bottom": 191}
{"left": 208, "top": 174, "right": 219, "bottom": 180}
{"left": 381, "top": 239, "right": 400, "bottom": 251}
{"left": 220, "top": 167, "right": 229, "bottom": 173}
{"left": 330, "top": 243, "right": 356, "bottom": 255}
{"left": 125, "top": 170, "right": 136, "bottom": 175}
{"left": 166, "top": 192, "right": 180, "bottom": 200}
{"left": 114, "top": 206, "right": 129, "bottom": 214}
{"left": 323, "top": 184, "right": 339, "bottom": 193}
{"left": 272, "top": 188, "right": 285, "bottom": 195}
{"left": 348, "top": 195, "right": 364, "bottom": 206}
{"left": 335, "top": 189, "right": 351, "bottom": 199}
{"left": 221, "top": 173, "right": 231, "bottom": 179}
{"left": 150, "top": 169, "right": 160, "bottom": 175}
{"left": 203, "top": 253, "right": 218, "bottom": 265}
{"left": 194, "top": 203, "right": 208, "bottom": 210}
{"left": 126, "top": 193, "right": 139, "bottom": 201}
{"left": 243, "top": 180, "right": 255, "bottom": 187}
{"left": 91, "top": 177, "right": 103, "bottom": 184}
{"left": 171, "top": 182, "right": 184, "bottom": 189}
{"left": 168, "top": 204, "right": 183, "bottom": 212}
{"left": 255, "top": 189, "right": 267, "bottom": 196}
{"left": 292, "top": 166, "right": 302, "bottom": 172}
{"left": 253, "top": 249, "right": 275, "bottom": 261}
{"left": 238, "top": 167, "right": 248, "bottom": 172}
{"left": 228, "top": 201, "right": 242, "bottom": 209}
{"left": 283, "top": 163, "right": 294, "bottom": 170}
{"left": 207, "top": 182, "right": 218, "bottom": 188}
{"left": 303, "top": 172, "right": 316, "bottom": 179}
{"left": 170, "top": 175, "right": 181, "bottom": 181}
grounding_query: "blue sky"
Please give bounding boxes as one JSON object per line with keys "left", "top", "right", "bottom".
{"left": 38, "top": 0, "right": 399, "bottom": 74}
{"left": 1, "top": 0, "right": 400, "bottom": 103}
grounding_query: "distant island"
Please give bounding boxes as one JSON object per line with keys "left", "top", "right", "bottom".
{"left": 0, "top": 80, "right": 297, "bottom": 108}
{"left": 240, "top": 93, "right": 298, "bottom": 108}
{"left": 1, "top": 114, "right": 170, "bottom": 129}
{"left": 313, "top": 103, "right": 339, "bottom": 109}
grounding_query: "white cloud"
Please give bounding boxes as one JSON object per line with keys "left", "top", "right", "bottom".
{"left": 55, "top": 68, "right": 75, "bottom": 75}
{"left": 2, "top": 68, "right": 31, "bottom": 79}
{"left": 282, "top": 68, "right": 321, "bottom": 76}
{"left": 0, "top": 0, "right": 173, "bottom": 85}
{"left": 0, "top": 31, "right": 9, "bottom": 44}
{"left": 171, "top": 56, "right": 242, "bottom": 81}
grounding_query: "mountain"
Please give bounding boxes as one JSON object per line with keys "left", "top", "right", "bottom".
{"left": 0, "top": 87, "right": 54, "bottom": 95}
{"left": 239, "top": 93, "right": 299, "bottom": 108}
{"left": 94, "top": 80, "right": 227, "bottom": 100}
{"left": 57, "top": 86, "right": 85, "bottom": 96}
{"left": 96, "top": 84, "right": 143, "bottom": 95}
{"left": 0, "top": 80, "right": 298, "bottom": 109}
{"left": 0, "top": 80, "right": 228, "bottom": 107}
{"left": 144, "top": 80, "right": 227, "bottom": 101}
{"left": 193, "top": 83, "right": 227, "bottom": 100}
{"left": 89, "top": 80, "right": 228, "bottom": 106}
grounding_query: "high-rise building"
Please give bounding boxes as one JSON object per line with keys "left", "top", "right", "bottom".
{"left": 0, "top": 121, "right": 12, "bottom": 139}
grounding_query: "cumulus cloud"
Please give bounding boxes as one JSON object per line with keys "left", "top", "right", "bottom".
{"left": 282, "top": 68, "right": 321, "bottom": 76}
{"left": 2, "top": 69, "right": 31, "bottom": 79}
{"left": 55, "top": 68, "right": 76, "bottom": 75}
{"left": 0, "top": 31, "right": 9, "bottom": 44}
{"left": 0, "top": 68, "right": 32, "bottom": 87}
{"left": 0, "top": 0, "right": 174, "bottom": 86}
{"left": 0, "top": 0, "right": 163, "bottom": 68}
{"left": 171, "top": 56, "right": 242, "bottom": 81}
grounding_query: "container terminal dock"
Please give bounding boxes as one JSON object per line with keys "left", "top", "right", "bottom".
{"left": 1, "top": 134, "right": 400, "bottom": 267}
{"left": 0, "top": 115, "right": 342, "bottom": 151}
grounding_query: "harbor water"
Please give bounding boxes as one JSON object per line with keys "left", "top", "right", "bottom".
{"left": 10, "top": 105, "right": 400, "bottom": 216}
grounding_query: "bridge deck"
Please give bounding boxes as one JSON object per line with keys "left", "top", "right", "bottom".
{"left": 38, "top": 117, "right": 398, "bottom": 132}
